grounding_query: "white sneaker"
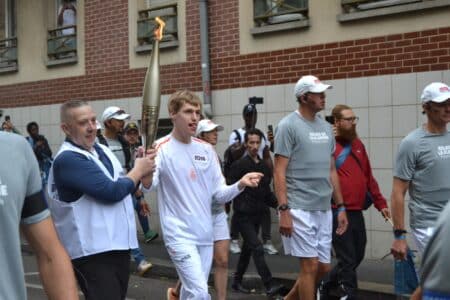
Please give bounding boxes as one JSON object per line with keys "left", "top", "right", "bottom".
{"left": 263, "top": 241, "right": 278, "bottom": 255}
{"left": 137, "top": 260, "right": 153, "bottom": 276}
{"left": 229, "top": 239, "right": 241, "bottom": 254}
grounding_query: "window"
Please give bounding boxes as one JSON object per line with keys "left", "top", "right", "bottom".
{"left": 136, "top": 0, "right": 178, "bottom": 53}
{"left": 339, "top": 0, "right": 450, "bottom": 22}
{"left": 252, "top": 0, "right": 309, "bottom": 35}
{"left": 47, "top": 0, "right": 77, "bottom": 66}
{"left": 0, "top": 0, "right": 17, "bottom": 73}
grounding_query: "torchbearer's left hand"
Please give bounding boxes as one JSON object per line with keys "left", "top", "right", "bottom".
{"left": 238, "top": 172, "right": 264, "bottom": 190}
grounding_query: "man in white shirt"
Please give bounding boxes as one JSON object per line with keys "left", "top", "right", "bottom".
{"left": 145, "top": 90, "right": 263, "bottom": 300}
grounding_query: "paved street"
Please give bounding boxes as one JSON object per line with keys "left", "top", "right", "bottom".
{"left": 22, "top": 241, "right": 401, "bottom": 300}
{"left": 22, "top": 250, "right": 275, "bottom": 300}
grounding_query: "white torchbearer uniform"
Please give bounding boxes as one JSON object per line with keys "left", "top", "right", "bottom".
{"left": 146, "top": 135, "right": 242, "bottom": 300}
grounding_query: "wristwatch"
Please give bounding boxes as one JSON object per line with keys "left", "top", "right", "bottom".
{"left": 393, "top": 229, "right": 407, "bottom": 238}
{"left": 277, "top": 204, "right": 290, "bottom": 212}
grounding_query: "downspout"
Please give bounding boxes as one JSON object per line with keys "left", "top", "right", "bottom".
{"left": 199, "top": 0, "right": 213, "bottom": 118}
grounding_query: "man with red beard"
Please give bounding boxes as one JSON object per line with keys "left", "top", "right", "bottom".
{"left": 319, "top": 104, "right": 390, "bottom": 300}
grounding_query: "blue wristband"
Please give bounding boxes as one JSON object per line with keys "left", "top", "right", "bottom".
{"left": 337, "top": 206, "right": 346, "bottom": 213}
{"left": 394, "top": 235, "right": 406, "bottom": 240}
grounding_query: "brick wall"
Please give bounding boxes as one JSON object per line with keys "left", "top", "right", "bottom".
{"left": 85, "top": 0, "right": 129, "bottom": 74}
{"left": 208, "top": 0, "right": 240, "bottom": 60}
{"left": 0, "top": 0, "right": 449, "bottom": 108}
{"left": 209, "top": 27, "right": 450, "bottom": 90}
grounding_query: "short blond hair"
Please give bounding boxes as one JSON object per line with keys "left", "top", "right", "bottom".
{"left": 168, "top": 90, "right": 202, "bottom": 114}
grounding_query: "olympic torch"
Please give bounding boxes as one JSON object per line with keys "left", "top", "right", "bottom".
{"left": 141, "top": 17, "right": 165, "bottom": 150}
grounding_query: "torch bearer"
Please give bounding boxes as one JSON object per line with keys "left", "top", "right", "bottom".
{"left": 141, "top": 17, "right": 165, "bottom": 150}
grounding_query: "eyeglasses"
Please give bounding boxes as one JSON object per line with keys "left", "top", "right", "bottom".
{"left": 340, "top": 116, "right": 359, "bottom": 123}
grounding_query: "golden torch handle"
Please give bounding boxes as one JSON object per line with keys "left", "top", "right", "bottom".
{"left": 141, "top": 17, "right": 165, "bottom": 150}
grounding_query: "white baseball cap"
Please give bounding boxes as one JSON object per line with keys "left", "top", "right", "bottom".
{"left": 421, "top": 82, "right": 450, "bottom": 103}
{"left": 294, "top": 75, "right": 332, "bottom": 98}
{"left": 95, "top": 120, "right": 102, "bottom": 130}
{"left": 101, "top": 106, "right": 131, "bottom": 123}
{"left": 196, "top": 119, "right": 224, "bottom": 136}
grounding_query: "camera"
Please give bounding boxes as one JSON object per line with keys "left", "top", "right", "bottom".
{"left": 249, "top": 96, "right": 263, "bottom": 105}
{"left": 5, "top": 115, "right": 10, "bottom": 122}
{"left": 325, "top": 115, "right": 335, "bottom": 124}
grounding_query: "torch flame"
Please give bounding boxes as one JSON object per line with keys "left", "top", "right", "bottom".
{"left": 154, "top": 17, "right": 165, "bottom": 41}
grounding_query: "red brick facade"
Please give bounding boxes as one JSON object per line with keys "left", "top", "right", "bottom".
{"left": 0, "top": 0, "right": 449, "bottom": 108}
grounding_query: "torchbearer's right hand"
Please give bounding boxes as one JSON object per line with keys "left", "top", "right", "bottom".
{"left": 279, "top": 210, "right": 293, "bottom": 237}
{"left": 134, "top": 148, "right": 157, "bottom": 178}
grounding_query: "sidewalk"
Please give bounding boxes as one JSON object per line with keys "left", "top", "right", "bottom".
{"left": 138, "top": 236, "right": 399, "bottom": 299}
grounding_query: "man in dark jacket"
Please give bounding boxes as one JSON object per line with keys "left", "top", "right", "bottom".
{"left": 26, "top": 121, "right": 53, "bottom": 187}
{"left": 320, "top": 104, "right": 390, "bottom": 300}
{"left": 229, "top": 128, "right": 283, "bottom": 296}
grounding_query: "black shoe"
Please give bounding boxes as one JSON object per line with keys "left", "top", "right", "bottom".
{"left": 338, "top": 284, "right": 356, "bottom": 300}
{"left": 265, "top": 283, "right": 284, "bottom": 296}
{"left": 232, "top": 282, "right": 250, "bottom": 294}
{"left": 318, "top": 280, "right": 331, "bottom": 300}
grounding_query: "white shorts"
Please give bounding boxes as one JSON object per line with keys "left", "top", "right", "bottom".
{"left": 281, "top": 208, "right": 332, "bottom": 263}
{"left": 213, "top": 211, "right": 230, "bottom": 242}
{"left": 411, "top": 227, "right": 434, "bottom": 254}
{"left": 166, "top": 243, "right": 213, "bottom": 300}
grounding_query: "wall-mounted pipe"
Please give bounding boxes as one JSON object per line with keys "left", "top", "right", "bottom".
{"left": 199, "top": 0, "right": 212, "bottom": 118}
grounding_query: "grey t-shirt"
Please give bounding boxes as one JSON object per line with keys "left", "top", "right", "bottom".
{"left": 275, "top": 111, "right": 335, "bottom": 210}
{"left": 0, "top": 132, "right": 50, "bottom": 300}
{"left": 106, "top": 138, "right": 126, "bottom": 169}
{"left": 394, "top": 128, "right": 450, "bottom": 229}
{"left": 420, "top": 201, "right": 450, "bottom": 297}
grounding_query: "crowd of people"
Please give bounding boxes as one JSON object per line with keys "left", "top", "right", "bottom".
{"left": 2, "top": 75, "right": 450, "bottom": 300}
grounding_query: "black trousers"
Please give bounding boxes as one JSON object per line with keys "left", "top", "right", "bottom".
{"left": 72, "top": 250, "right": 131, "bottom": 300}
{"left": 230, "top": 206, "right": 272, "bottom": 242}
{"left": 234, "top": 213, "right": 273, "bottom": 287}
{"left": 326, "top": 210, "right": 366, "bottom": 295}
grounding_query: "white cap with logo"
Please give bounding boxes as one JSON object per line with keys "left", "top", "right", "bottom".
{"left": 101, "top": 106, "right": 131, "bottom": 123}
{"left": 421, "top": 82, "right": 450, "bottom": 103}
{"left": 294, "top": 75, "right": 332, "bottom": 98}
{"left": 196, "top": 119, "right": 224, "bottom": 137}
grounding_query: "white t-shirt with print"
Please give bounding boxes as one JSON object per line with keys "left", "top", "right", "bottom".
{"left": 149, "top": 135, "right": 241, "bottom": 246}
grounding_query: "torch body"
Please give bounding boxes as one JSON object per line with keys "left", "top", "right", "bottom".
{"left": 141, "top": 39, "right": 161, "bottom": 149}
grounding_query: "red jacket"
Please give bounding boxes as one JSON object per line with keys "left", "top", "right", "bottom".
{"left": 333, "top": 137, "right": 388, "bottom": 211}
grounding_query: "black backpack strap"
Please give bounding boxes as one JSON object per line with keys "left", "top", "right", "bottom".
{"left": 233, "top": 129, "right": 241, "bottom": 143}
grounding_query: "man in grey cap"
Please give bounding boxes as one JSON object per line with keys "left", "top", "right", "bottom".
{"left": 274, "top": 75, "right": 348, "bottom": 300}
{"left": 391, "top": 82, "right": 450, "bottom": 261}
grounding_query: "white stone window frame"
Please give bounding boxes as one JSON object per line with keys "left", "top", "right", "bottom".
{"left": 135, "top": 0, "right": 179, "bottom": 54}
{"left": 338, "top": 0, "right": 450, "bottom": 22}
{"left": 251, "top": 0, "right": 310, "bottom": 36}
